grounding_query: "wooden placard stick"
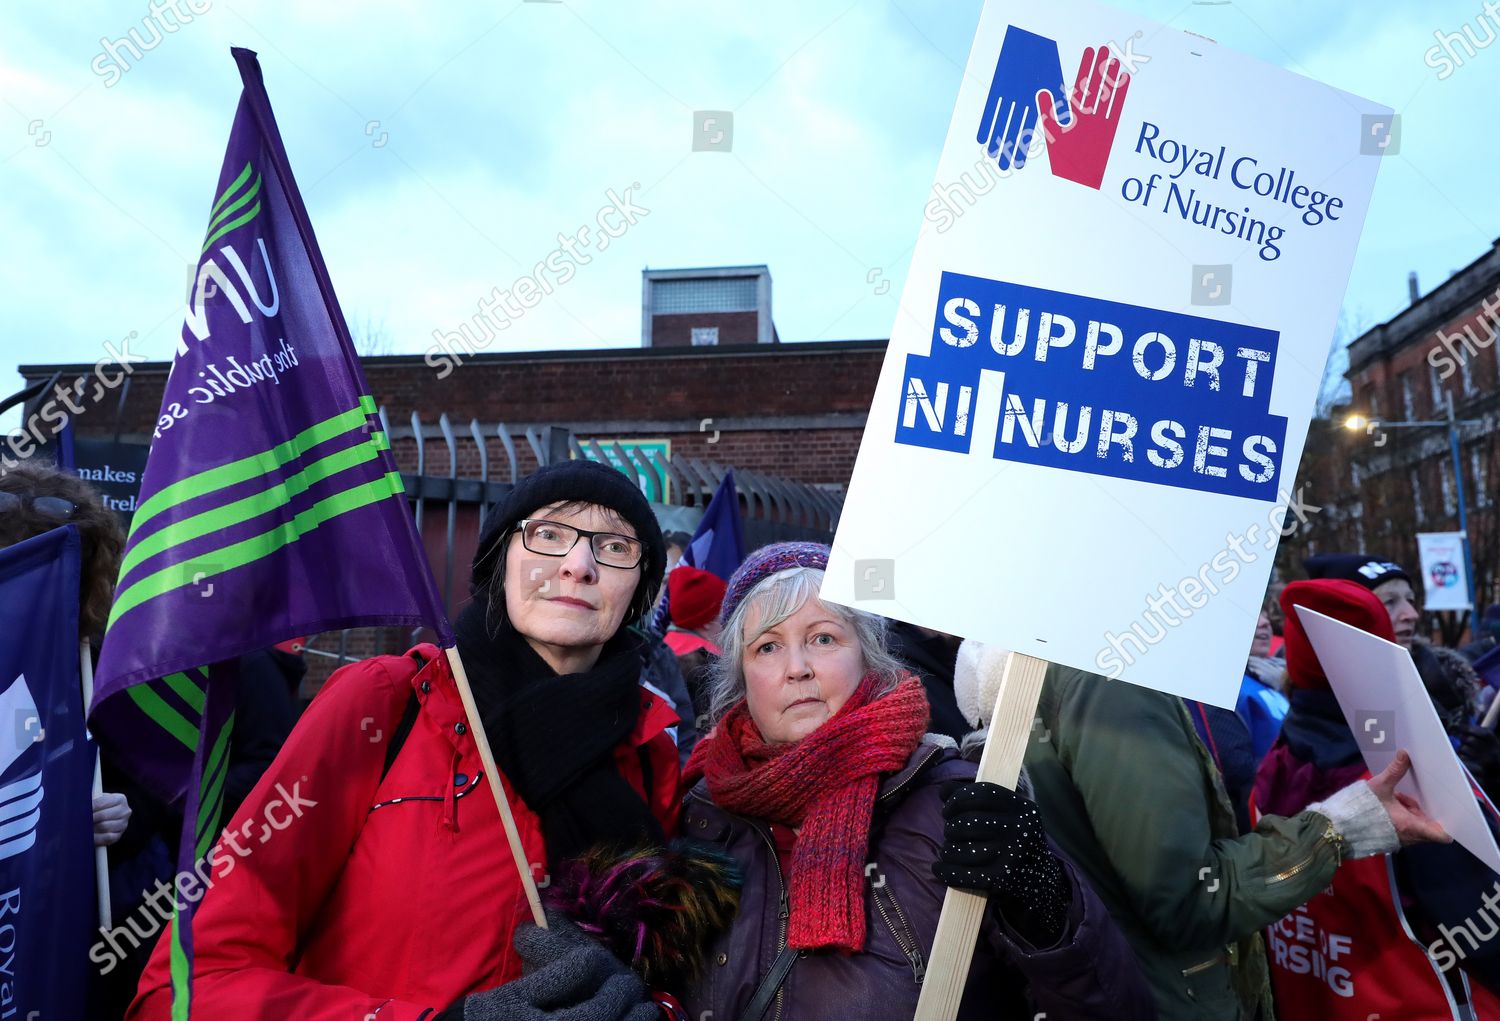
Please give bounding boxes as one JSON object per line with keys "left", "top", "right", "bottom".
{"left": 913, "top": 651, "right": 1049, "bottom": 1021}
{"left": 445, "top": 644, "right": 547, "bottom": 928}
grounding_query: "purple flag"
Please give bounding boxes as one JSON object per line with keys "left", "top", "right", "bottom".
{"left": 90, "top": 47, "right": 452, "bottom": 1017}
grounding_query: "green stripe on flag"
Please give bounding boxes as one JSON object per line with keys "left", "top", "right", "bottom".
{"left": 169, "top": 901, "right": 190, "bottom": 1021}
{"left": 200, "top": 200, "right": 262, "bottom": 255}
{"left": 127, "top": 405, "right": 367, "bottom": 540}
{"left": 195, "top": 716, "right": 235, "bottom": 859}
{"left": 119, "top": 439, "right": 384, "bottom": 584}
{"left": 110, "top": 472, "right": 406, "bottom": 626}
{"left": 203, "top": 174, "right": 262, "bottom": 240}
{"left": 209, "top": 162, "right": 254, "bottom": 218}
{"left": 163, "top": 672, "right": 207, "bottom": 714}
{"left": 127, "top": 684, "right": 199, "bottom": 751}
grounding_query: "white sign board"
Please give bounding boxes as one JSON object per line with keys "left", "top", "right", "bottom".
{"left": 1417, "top": 531, "right": 1472, "bottom": 611}
{"left": 1295, "top": 604, "right": 1500, "bottom": 875}
{"left": 823, "top": 0, "right": 1392, "bottom": 707}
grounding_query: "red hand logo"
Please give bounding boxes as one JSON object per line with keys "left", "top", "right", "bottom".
{"left": 1038, "top": 45, "right": 1133, "bottom": 190}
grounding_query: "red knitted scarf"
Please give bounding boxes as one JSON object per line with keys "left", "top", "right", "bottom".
{"left": 685, "top": 673, "right": 928, "bottom": 952}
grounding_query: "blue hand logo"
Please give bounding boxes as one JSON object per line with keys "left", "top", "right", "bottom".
{"left": 976, "top": 27, "right": 1071, "bottom": 171}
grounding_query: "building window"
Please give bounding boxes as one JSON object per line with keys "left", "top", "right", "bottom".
{"left": 690, "top": 327, "right": 720, "bottom": 346}
{"left": 1441, "top": 458, "right": 1457, "bottom": 516}
{"left": 1429, "top": 360, "right": 1446, "bottom": 416}
{"left": 1460, "top": 350, "right": 1477, "bottom": 396}
{"left": 1401, "top": 373, "right": 1416, "bottom": 419}
{"left": 1350, "top": 459, "right": 1364, "bottom": 488}
{"left": 651, "top": 278, "right": 758, "bottom": 315}
{"left": 1474, "top": 447, "right": 1492, "bottom": 508}
{"left": 1351, "top": 501, "right": 1366, "bottom": 549}
{"left": 1411, "top": 468, "right": 1425, "bottom": 522}
{"left": 1369, "top": 389, "right": 1381, "bottom": 420}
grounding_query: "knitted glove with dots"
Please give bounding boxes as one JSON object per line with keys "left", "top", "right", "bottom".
{"left": 931, "top": 780, "right": 1071, "bottom": 946}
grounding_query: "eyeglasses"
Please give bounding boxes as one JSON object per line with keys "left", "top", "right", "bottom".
{"left": 514, "top": 518, "right": 644, "bottom": 570}
{"left": 0, "top": 492, "right": 78, "bottom": 521}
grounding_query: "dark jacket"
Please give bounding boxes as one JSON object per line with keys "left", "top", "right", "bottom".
{"left": 680, "top": 738, "right": 1155, "bottom": 1020}
{"left": 638, "top": 628, "right": 700, "bottom": 766}
{"left": 886, "top": 621, "right": 970, "bottom": 741}
{"left": 224, "top": 647, "right": 305, "bottom": 821}
{"left": 1025, "top": 665, "right": 1344, "bottom": 1020}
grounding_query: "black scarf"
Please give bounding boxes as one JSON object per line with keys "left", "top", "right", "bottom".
{"left": 454, "top": 597, "right": 665, "bottom": 867}
{"left": 1282, "top": 688, "right": 1363, "bottom": 770}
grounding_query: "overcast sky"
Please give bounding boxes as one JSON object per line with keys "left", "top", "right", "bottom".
{"left": 4, "top": 0, "right": 1498, "bottom": 429}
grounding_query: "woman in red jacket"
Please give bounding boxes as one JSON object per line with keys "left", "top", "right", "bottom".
{"left": 130, "top": 460, "right": 681, "bottom": 1021}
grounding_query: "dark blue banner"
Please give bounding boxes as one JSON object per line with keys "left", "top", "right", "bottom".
{"left": 896, "top": 272, "right": 1287, "bottom": 500}
{"left": 0, "top": 525, "right": 94, "bottom": 1021}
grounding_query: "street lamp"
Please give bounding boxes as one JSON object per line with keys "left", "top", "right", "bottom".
{"left": 1344, "top": 397, "right": 1485, "bottom": 611}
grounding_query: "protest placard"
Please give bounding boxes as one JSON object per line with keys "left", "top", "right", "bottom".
{"left": 823, "top": 0, "right": 1392, "bottom": 710}
{"left": 817, "top": 0, "right": 1395, "bottom": 1014}
{"left": 1418, "top": 531, "right": 1473, "bottom": 611}
{"left": 1296, "top": 604, "right": 1500, "bottom": 876}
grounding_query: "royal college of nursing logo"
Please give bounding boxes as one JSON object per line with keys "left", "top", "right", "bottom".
{"left": 0, "top": 675, "right": 43, "bottom": 863}
{"left": 976, "top": 26, "right": 1140, "bottom": 190}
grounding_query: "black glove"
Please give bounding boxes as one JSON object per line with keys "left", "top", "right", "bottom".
{"left": 932, "top": 780, "right": 1071, "bottom": 946}
{"left": 445, "top": 909, "right": 659, "bottom": 1021}
{"left": 1458, "top": 723, "right": 1500, "bottom": 800}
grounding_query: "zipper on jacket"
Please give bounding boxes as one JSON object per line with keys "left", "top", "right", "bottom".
{"left": 868, "top": 864, "right": 926, "bottom": 984}
{"left": 1181, "top": 953, "right": 1225, "bottom": 977}
{"left": 875, "top": 744, "right": 942, "bottom": 807}
{"left": 1268, "top": 819, "right": 1340, "bottom": 884}
{"left": 746, "top": 819, "right": 791, "bottom": 1021}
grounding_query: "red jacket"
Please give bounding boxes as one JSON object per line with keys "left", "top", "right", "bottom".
{"left": 129, "top": 643, "right": 681, "bottom": 1021}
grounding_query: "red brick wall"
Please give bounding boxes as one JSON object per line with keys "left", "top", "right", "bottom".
{"left": 40, "top": 342, "right": 886, "bottom": 488}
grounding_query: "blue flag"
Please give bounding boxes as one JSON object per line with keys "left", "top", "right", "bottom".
{"left": 652, "top": 470, "right": 745, "bottom": 631}
{"left": 0, "top": 525, "right": 94, "bottom": 1021}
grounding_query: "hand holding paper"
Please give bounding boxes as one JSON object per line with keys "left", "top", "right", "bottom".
{"left": 1367, "top": 750, "right": 1452, "bottom": 847}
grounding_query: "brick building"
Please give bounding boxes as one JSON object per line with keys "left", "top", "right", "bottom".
{"left": 1291, "top": 237, "right": 1500, "bottom": 614}
{"left": 13, "top": 290, "right": 888, "bottom": 684}
{"left": 20, "top": 339, "right": 885, "bottom": 489}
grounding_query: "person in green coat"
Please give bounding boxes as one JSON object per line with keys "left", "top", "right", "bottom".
{"left": 954, "top": 644, "right": 1450, "bottom": 1020}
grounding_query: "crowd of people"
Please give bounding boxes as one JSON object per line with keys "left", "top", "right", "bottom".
{"left": 6, "top": 456, "right": 1500, "bottom": 1020}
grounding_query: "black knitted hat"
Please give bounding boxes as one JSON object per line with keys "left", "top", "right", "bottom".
{"left": 470, "top": 459, "right": 666, "bottom": 626}
{"left": 1303, "top": 552, "right": 1410, "bottom": 591}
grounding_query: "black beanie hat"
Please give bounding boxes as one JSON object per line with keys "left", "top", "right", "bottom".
{"left": 470, "top": 459, "right": 666, "bottom": 626}
{"left": 1303, "top": 552, "right": 1410, "bottom": 591}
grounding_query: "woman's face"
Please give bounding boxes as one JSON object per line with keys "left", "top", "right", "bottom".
{"left": 1250, "top": 612, "right": 1273, "bottom": 657}
{"left": 1373, "top": 578, "right": 1421, "bottom": 648}
{"left": 741, "top": 595, "right": 866, "bottom": 745}
{"left": 502, "top": 501, "right": 641, "bottom": 672}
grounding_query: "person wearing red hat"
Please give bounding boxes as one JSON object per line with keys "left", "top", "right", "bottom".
{"left": 1254, "top": 579, "right": 1500, "bottom": 1019}
{"left": 662, "top": 565, "right": 725, "bottom": 658}
{"left": 662, "top": 565, "right": 727, "bottom": 727}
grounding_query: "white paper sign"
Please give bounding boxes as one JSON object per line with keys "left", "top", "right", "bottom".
{"left": 1417, "top": 531, "right": 1472, "bottom": 611}
{"left": 1295, "top": 604, "right": 1500, "bottom": 876}
{"left": 823, "top": 0, "right": 1392, "bottom": 706}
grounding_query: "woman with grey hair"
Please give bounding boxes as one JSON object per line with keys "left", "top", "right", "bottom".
{"left": 679, "top": 542, "right": 1153, "bottom": 1021}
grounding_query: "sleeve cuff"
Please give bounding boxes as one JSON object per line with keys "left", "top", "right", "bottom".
{"left": 1308, "top": 779, "right": 1398, "bottom": 859}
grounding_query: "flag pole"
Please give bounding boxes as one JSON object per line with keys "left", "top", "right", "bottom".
{"left": 79, "top": 640, "right": 112, "bottom": 931}
{"left": 913, "top": 652, "right": 1048, "bottom": 1021}
{"left": 444, "top": 645, "right": 547, "bottom": 928}
{"left": 228, "top": 48, "right": 545, "bottom": 925}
